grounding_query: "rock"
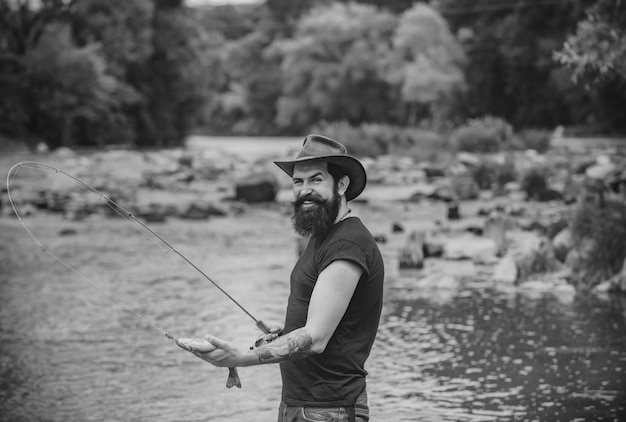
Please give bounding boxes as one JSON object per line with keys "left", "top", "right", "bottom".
{"left": 420, "top": 165, "right": 446, "bottom": 179}
{"left": 483, "top": 213, "right": 509, "bottom": 257}
{"left": 451, "top": 174, "right": 480, "bottom": 200}
{"left": 234, "top": 171, "right": 278, "bottom": 203}
{"left": 137, "top": 203, "right": 169, "bottom": 223}
{"left": 415, "top": 273, "right": 459, "bottom": 289}
{"left": 447, "top": 202, "right": 460, "bottom": 220}
{"left": 59, "top": 228, "right": 78, "bottom": 236}
{"left": 181, "top": 201, "right": 228, "bottom": 220}
{"left": 423, "top": 237, "right": 445, "bottom": 258}
{"left": 443, "top": 235, "right": 498, "bottom": 263}
{"left": 515, "top": 239, "right": 563, "bottom": 283}
{"left": 564, "top": 238, "right": 596, "bottom": 273}
{"left": 552, "top": 228, "right": 573, "bottom": 262}
{"left": 392, "top": 222, "right": 404, "bottom": 233}
{"left": 585, "top": 161, "right": 615, "bottom": 179}
{"left": 52, "top": 146, "right": 77, "bottom": 159}
{"left": 493, "top": 254, "right": 518, "bottom": 283}
{"left": 535, "top": 188, "right": 564, "bottom": 202}
{"left": 398, "top": 231, "right": 425, "bottom": 269}
{"left": 428, "top": 184, "right": 456, "bottom": 202}
{"left": 374, "top": 234, "right": 387, "bottom": 244}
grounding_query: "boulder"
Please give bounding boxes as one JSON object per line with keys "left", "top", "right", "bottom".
{"left": 483, "top": 213, "right": 509, "bottom": 257}
{"left": 515, "top": 239, "right": 563, "bottom": 283}
{"left": 493, "top": 254, "right": 518, "bottom": 283}
{"left": 234, "top": 171, "right": 278, "bottom": 203}
{"left": 398, "top": 231, "right": 425, "bottom": 269}
{"left": 181, "top": 200, "right": 228, "bottom": 220}
{"left": 552, "top": 228, "right": 574, "bottom": 262}
{"left": 443, "top": 235, "right": 498, "bottom": 263}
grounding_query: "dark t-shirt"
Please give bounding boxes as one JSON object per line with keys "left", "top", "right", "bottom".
{"left": 280, "top": 217, "right": 385, "bottom": 407}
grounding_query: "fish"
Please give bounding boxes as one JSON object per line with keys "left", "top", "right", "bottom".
{"left": 165, "top": 332, "right": 242, "bottom": 388}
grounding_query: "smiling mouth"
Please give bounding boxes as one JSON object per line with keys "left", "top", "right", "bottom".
{"left": 301, "top": 201, "right": 318, "bottom": 209}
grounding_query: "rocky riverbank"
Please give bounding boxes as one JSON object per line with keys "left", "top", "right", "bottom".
{"left": 2, "top": 137, "right": 626, "bottom": 297}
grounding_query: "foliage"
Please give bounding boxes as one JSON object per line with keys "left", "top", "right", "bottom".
{"left": 198, "top": 4, "right": 259, "bottom": 40}
{"left": 554, "top": 0, "right": 626, "bottom": 132}
{"left": 2, "top": 0, "right": 626, "bottom": 147}
{"left": 569, "top": 198, "right": 626, "bottom": 286}
{"left": 132, "top": 5, "right": 224, "bottom": 147}
{"left": 471, "top": 159, "right": 517, "bottom": 190}
{"left": 0, "top": 0, "right": 76, "bottom": 145}
{"left": 386, "top": 3, "right": 466, "bottom": 128}
{"left": 0, "top": 0, "right": 221, "bottom": 148}
{"left": 271, "top": 2, "right": 398, "bottom": 132}
{"left": 520, "top": 167, "right": 548, "bottom": 200}
{"left": 72, "top": 0, "right": 154, "bottom": 77}
{"left": 452, "top": 116, "right": 513, "bottom": 153}
{"left": 437, "top": 0, "right": 596, "bottom": 130}
{"left": 554, "top": 0, "right": 626, "bottom": 85}
{"left": 312, "top": 121, "right": 448, "bottom": 161}
{"left": 22, "top": 23, "right": 134, "bottom": 148}
{"left": 512, "top": 129, "right": 552, "bottom": 153}
{"left": 208, "top": 31, "right": 281, "bottom": 135}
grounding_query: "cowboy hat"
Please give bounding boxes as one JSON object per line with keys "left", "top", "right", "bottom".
{"left": 274, "top": 134, "right": 367, "bottom": 201}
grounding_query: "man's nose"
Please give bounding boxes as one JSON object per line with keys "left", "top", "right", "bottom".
{"left": 299, "top": 183, "right": 313, "bottom": 194}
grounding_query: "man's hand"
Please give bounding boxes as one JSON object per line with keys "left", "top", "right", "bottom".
{"left": 172, "top": 335, "right": 242, "bottom": 388}
{"left": 176, "top": 335, "right": 241, "bottom": 367}
{"left": 254, "top": 325, "right": 283, "bottom": 348}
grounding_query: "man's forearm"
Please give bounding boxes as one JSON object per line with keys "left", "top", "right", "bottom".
{"left": 239, "top": 327, "right": 318, "bottom": 366}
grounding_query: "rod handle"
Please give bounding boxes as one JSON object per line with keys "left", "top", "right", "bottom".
{"left": 256, "top": 319, "right": 270, "bottom": 334}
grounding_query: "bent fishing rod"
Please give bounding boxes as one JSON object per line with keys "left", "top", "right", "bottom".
{"left": 6, "top": 161, "right": 271, "bottom": 386}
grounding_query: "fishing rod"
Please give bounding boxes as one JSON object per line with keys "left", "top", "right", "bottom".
{"left": 6, "top": 161, "right": 271, "bottom": 387}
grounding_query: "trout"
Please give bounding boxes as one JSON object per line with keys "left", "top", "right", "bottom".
{"left": 165, "top": 332, "right": 241, "bottom": 388}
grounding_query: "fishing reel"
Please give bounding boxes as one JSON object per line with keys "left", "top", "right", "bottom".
{"left": 251, "top": 321, "right": 283, "bottom": 349}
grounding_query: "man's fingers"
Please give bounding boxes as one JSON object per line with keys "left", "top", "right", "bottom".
{"left": 177, "top": 337, "right": 217, "bottom": 353}
{"left": 203, "top": 335, "right": 231, "bottom": 350}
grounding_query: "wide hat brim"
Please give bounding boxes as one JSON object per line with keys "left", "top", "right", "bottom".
{"left": 274, "top": 155, "right": 367, "bottom": 201}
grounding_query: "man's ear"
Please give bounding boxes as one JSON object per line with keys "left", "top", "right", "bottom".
{"left": 338, "top": 175, "right": 350, "bottom": 196}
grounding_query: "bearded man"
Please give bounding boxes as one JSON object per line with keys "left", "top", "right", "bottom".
{"left": 176, "top": 134, "right": 385, "bottom": 422}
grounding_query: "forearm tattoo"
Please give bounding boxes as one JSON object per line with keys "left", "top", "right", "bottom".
{"left": 255, "top": 328, "right": 315, "bottom": 363}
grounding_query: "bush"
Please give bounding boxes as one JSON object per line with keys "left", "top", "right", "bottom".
{"left": 312, "top": 121, "right": 449, "bottom": 160}
{"left": 312, "top": 121, "right": 387, "bottom": 157}
{"left": 471, "top": 160, "right": 518, "bottom": 190}
{"left": 569, "top": 198, "right": 626, "bottom": 286}
{"left": 521, "top": 167, "right": 548, "bottom": 200}
{"left": 512, "top": 129, "right": 552, "bottom": 153}
{"left": 452, "top": 116, "right": 513, "bottom": 153}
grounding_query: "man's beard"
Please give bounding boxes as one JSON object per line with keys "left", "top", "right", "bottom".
{"left": 292, "top": 189, "right": 341, "bottom": 238}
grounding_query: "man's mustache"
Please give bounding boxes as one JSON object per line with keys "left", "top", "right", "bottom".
{"left": 294, "top": 193, "right": 325, "bottom": 207}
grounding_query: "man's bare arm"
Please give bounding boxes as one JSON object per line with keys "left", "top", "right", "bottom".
{"left": 254, "top": 327, "right": 316, "bottom": 363}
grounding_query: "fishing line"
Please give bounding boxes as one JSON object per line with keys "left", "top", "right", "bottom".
{"left": 6, "top": 161, "right": 270, "bottom": 337}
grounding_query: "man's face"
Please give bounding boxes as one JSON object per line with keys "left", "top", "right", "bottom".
{"left": 291, "top": 161, "right": 341, "bottom": 238}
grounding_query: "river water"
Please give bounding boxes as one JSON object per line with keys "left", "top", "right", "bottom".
{"left": 1, "top": 138, "right": 626, "bottom": 421}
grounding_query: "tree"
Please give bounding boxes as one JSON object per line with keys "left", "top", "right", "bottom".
{"left": 554, "top": 0, "right": 626, "bottom": 132}
{"left": 73, "top": 0, "right": 222, "bottom": 147}
{"left": 271, "top": 2, "right": 397, "bottom": 132}
{"left": 206, "top": 31, "right": 282, "bottom": 135}
{"left": 0, "top": 0, "right": 76, "bottom": 146}
{"left": 22, "top": 23, "right": 133, "bottom": 148}
{"left": 132, "top": 3, "right": 225, "bottom": 146}
{"left": 436, "top": 0, "right": 596, "bottom": 129}
{"left": 387, "top": 3, "right": 466, "bottom": 127}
